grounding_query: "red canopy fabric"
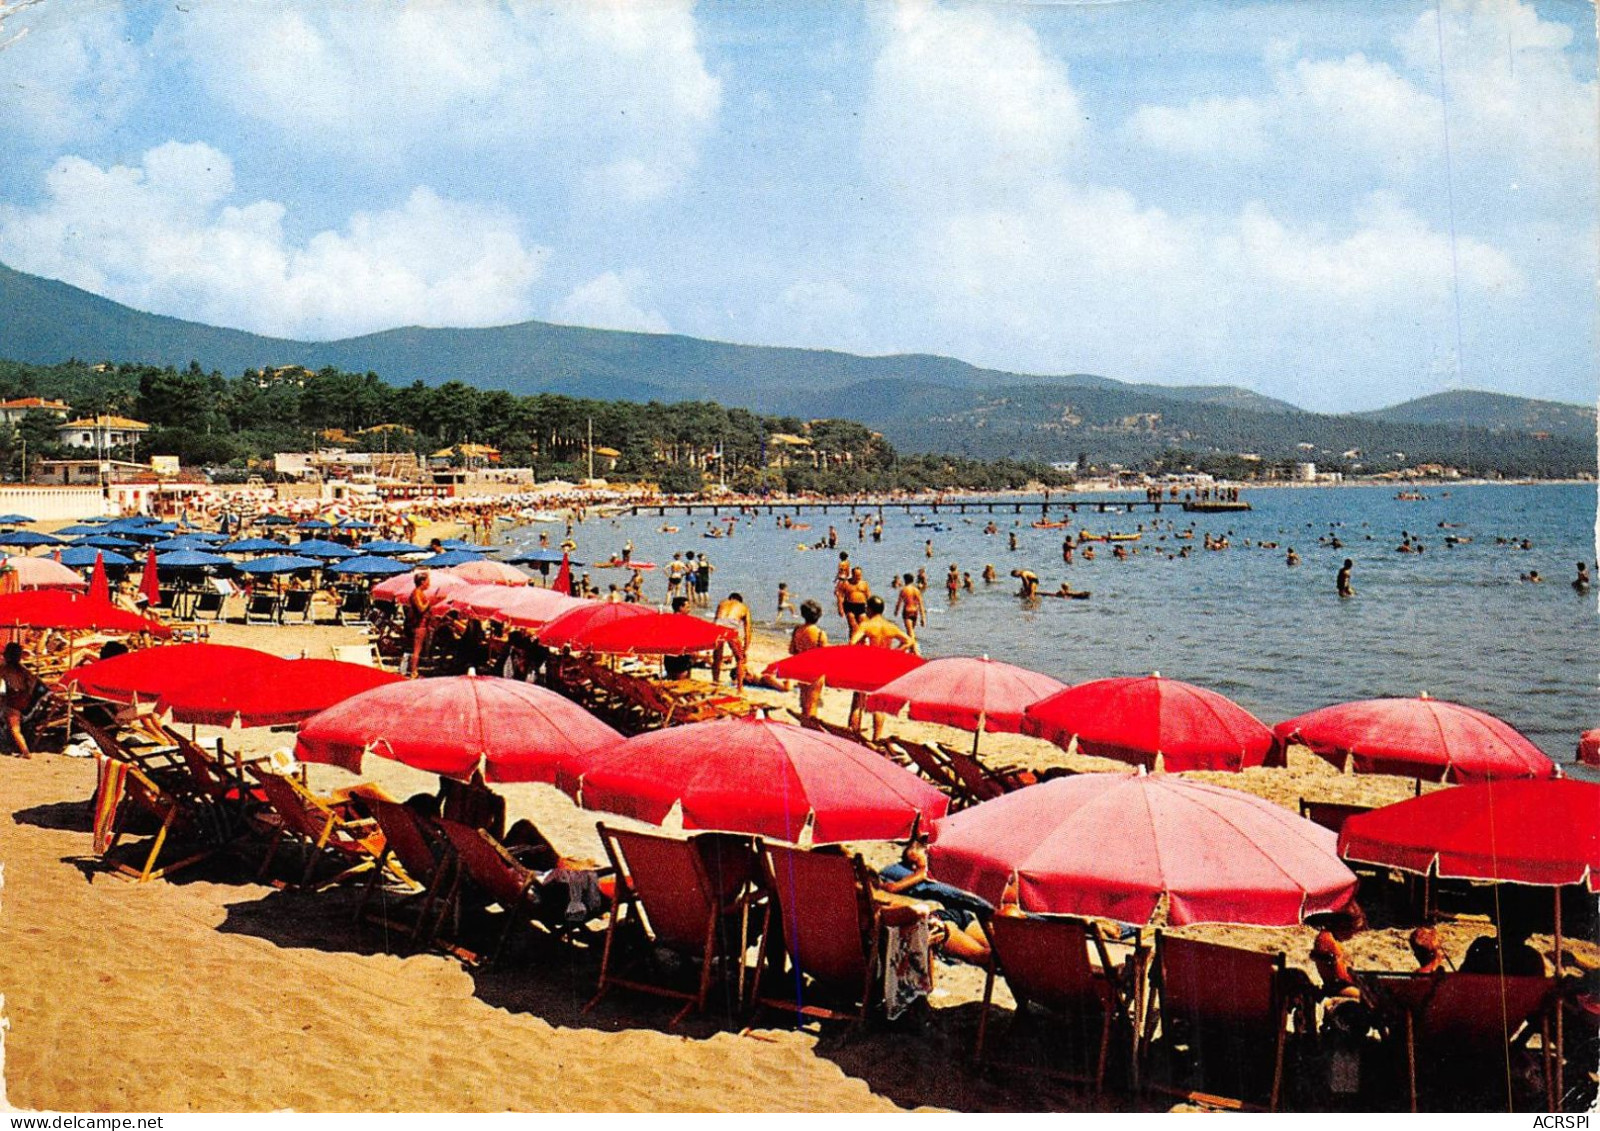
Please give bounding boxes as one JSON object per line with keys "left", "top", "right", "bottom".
{"left": 0, "top": 590, "right": 169, "bottom": 637}
{"left": 534, "top": 601, "right": 656, "bottom": 649}
{"left": 864, "top": 656, "right": 1067, "bottom": 733}
{"left": 138, "top": 547, "right": 160, "bottom": 607}
{"left": 1338, "top": 779, "right": 1600, "bottom": 890}
{"left": 445, "top": 559, "right": 528, "bottom": 586}
{"left": 764, "top": 644, "right": 926, "bottom": 692}
{"left": 370, "top": 570, "right": 472, "bottom": 604}
{"left": 1579, "top": 729, "right": 1600, "bottom": 768}
{"left": 551, "top": 553, "right": 573, "bottom": 595}
{"left": 486, "top": 588, "right": 592, "bottom": 629}
{"left": 295, "top": 673, "right": 622, "bottom": 783}
{"left": 155, "top": 658, "right": 401, "bottom": 728}
{"left": 1275, "top": 695, "right": 1555, "bottom": 782}
{"left": 565, "top": 718, "right": 949, "bottom": 844}
{"left": 87, "top": 553, "right": 110, "bottom": 603}
{"left": 577, "top": 612, "right": 734, "bottom": 656}
{"left": 1023, "top": 673, "right": 1285, "bottom": 772}
{"left": 4, "top": 555, "right": 88, "bottom": 591}
{"left": 60, "top": 642, "right": 272, "bottom": 702}
{"left": 929, "top": 772, "right": 1357, "bottom": 926}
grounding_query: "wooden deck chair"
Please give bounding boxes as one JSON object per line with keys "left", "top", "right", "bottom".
{"left": 281, "top": 588, "right": 314, "bottom": 623}
{"left": 1362, "top": 971, "right": 1554, "bottom": 1112}
{"left": 82, "top": 718, "right": 219, "bottom": 883}
{"left": 586, "top": 825, "right": 757, "bottom": 1026}
{"left": 248, "top": 768, "right": 389, "bottom": 890}
{"left": 977, "top": 914, "right": 1137, "bottom": 1092}
{"left": 243, "top": 590, "right": 281, "bottom": 624}
{"left": 334, "top": 586, "right": 370, "bottom": 625}
{"left": 799, "top": 715, "right": 911, "bottom": 765}
{"left": 937, "top": 742, "right": 1037, "bottom": 795}
{"left": 1141, "top": 933, "right": 1298, "bottom": 1111}
{"left": 752, "top": 842, "right": 883, "bottom": 1024}
{"left": 361, "top": 798, "right": 455, "bottom": 953}
{"left": 160, "top": 728, "right": 275, "bottom": 836}
{"left": 437, "top": 819, "right": 608, "bottom": 965}
{"left": 886, "top": 737, "right": 974, "bottom": 805}
{"left": 1297, "top": 798, "right": 1374, "bottom": 834}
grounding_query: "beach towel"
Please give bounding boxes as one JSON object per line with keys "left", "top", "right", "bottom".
{"left": 883, "top": 910, "right": 934, "bottom": 1021}
{"left": 544, "top": 867, "right": 607, "bottom": 924}
{"left": 92, "top": 756, "right": 130, "bottom": 855}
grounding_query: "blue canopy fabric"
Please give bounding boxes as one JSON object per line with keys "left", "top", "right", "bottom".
{"left": 505, "top": 547, "right": 568, "bottom": 564}
{"left": 328, "top": 555, "right": 412, "bottom": 577}
{"left": 154, "top": 549, "right": 231, "bottom": 569}
{"left": 289, "top": 539, "right": 359, "bottom": 560}
{"left": 0, "top": 531, "right": 63, "bottom": 547}
{"left": 296, "top": 518, "right": 333, "bottom": 530}
{"left": 219, "top": 538, "right": 287, "bottom": 554}
{"left": 59, "top": 547, "right": 133, "bottom": 568}
{"left": 72, "top": 534, "right": 139, "bottom": 549}
{"left": 337, "top": 518, "right": 377, "bottom": 530}
{"left": 0, "top": 514, "right": 35, "bottom": 525}
{"left": 359, "top": 540, "right": 426, "bottom": 556}
{"left": 57, "top": 524, "right": 108, "bottom": 536}
{"left": 151, "top": 537, "right": 213, "bottom": 553}
{"left": 440, "top": 539, "right": 493, "bottom": 551}
{"left": 256, "top": 514, "right": 295, "bottom": 526}
{"left": 417, "top": 550, "right": 486, "bottom": 568}
{"left": 235, "top": 554, "right": 323, "bottom": 575}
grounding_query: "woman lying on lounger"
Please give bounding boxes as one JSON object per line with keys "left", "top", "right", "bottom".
{"left": 875, "top": 839, "right": 992, "bottom": 965}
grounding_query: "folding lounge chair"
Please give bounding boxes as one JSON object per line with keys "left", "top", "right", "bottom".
{"left": 752, "top": 842, "right": 884, "bottom": 1024}
{"left": 937, "top": 742, "right": 1037, "bottom": 796}
{"left": 977, "top": 913, "right": 1138, "bottom": 1092}
{"left": 243, "top": 590, "right": 281, "bottom": 624}
{"left": 82, "top": 717, "right": 220, "bottom": 883}
{"left": 248, "top": 768, "right": 391, "bottom": 890}
{"left": 886, "top": 737, "right": 976, "bottom": 806}
{"left": 1362, "top": 971, "right": 1554, "bottom": 1112}
{"left": 281, "top": 588, "right": 314, "bottom": 623}
{"left": 586, "top": 825, "right": 758, "bottom": 1027}
{"left": 334, "top": 586, "right": 370, "bottom": 625}
{"left": 361, "top": 798, "right": 456, "bottom": 953}
{"left": 437, "top": 820, "right": 610, "bottom": 965}
{"left": 1141, "top": 933, "right": 1301, "bottom": 1111}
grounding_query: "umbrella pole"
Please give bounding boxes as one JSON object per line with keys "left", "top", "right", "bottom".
{"left": 1554, "top": 889, "right": 1564, "bottom": 1109}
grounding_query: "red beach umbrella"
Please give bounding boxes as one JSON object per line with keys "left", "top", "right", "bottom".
{"left": 60, "top": 642, "right": 272, "bottom": 703}
{"left": 445, "top": 559, "right": 528, "bottom": 586}
{"left": 87, "top": 552, "right": 110, "bottom": 603}
{"left": 578, "top": 612, "right": 735, "bottom": 656}
{"left": 1023, "top": 672, "right": 1285, "bottom": 772}
{"left": 534, "top": 601, "right": 656, "bottom": 650}
{"left": 4, "top": 555, "right": 88, "bottom": 591}
{"left": 370, "top": 569, "right": 472, "bottom": 604}
{"left": 139, "top": 547, "right": 161, "bottom": 607}
{"left": 565, "top": 717, "right": 949, "bottom": 844}
{"left": 929, "top": 773, "right": 1357, "bottom": 926}
{"left": 156, "top": 658, "right": 401, "bottom": 728}
{"left": 764, "top": 644, "right": 927, "bottom": 692}
{"left": 1338, "top": 778, "right": 1600, "bottom": 891}
{"left": 1274, "top": 694, "right": 1555, "bottom": 782}
{"left": 295, "top": 673, "right": 622, "bottom": 783}
{"left": 864, "top": 655, "right": 1067, "bottom": 734}
{"left": 486, "top": 587, "right": 592, "bottom": 629}
{"left": 0, "top": 590, "right": 169, "bottom": 637}
{"left": 551, "top": 552, "right": 573, "bottom": 595}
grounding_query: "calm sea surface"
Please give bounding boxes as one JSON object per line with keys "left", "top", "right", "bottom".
{"left": 509, "top": 482, "right": 1599, "bottom": 766}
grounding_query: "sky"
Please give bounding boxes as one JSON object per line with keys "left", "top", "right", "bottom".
{"left": 0, "top": 0, "right": 1594, "bottom": 412}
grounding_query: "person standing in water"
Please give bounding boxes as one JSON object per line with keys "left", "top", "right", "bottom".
{"left": 1336, "top": 559, "right": 1355, "bottom": 598}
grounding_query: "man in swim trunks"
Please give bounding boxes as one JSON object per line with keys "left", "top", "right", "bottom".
{"left": 711, "top": 592, "right": 752, "bottom": 689}
{"left": 849, "top": 595, "right": 916, "bottom": 737}
{"left": 788, "top": 599, "right": 829, "bottom": 717}
{"left": 0, "top": 642, "right": 38, "bottom": 758}
{"left": 840, "top": 567, "right": 871, "bottom": 634}
{"left": 1010, "top": 568, "right": 1039, "bottom": 599}
{"left": 1337, "top": 558, "right": 1355, "bottom": 598}
{"left": 893, "top": 572, "right": 924, "bottom": 636}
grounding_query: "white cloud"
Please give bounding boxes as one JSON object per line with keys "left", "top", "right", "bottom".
{"left": 0, "top": 4, "right": 142, "bottom": 146}
{"left": 0, "top": 142, "right": 549, "bottom": 340}
{"left": 552, "top": 270, "right": 669, "bottom": 334}
{"left": 863, "top": 0, "right": 1086, "bottom": 208}
{"left": 1128, "top": 97, "right": 1272, "bottom": 160}
{"left": 161, "top": 0, "right": 721, "bottom": 201}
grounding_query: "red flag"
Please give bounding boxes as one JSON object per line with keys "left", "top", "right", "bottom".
{"left": 551, "top": 552, "right": 573, "bottom": 595}
{"left": 88, "top": 551, "right": 110, "bottom": 603}
{"left": 139, "top": 546, "right": 160, "bottom": 607}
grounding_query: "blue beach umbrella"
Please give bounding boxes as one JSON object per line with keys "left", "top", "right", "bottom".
{"left": 72, "top": 534, "right": 139, "bottom": 550}
{"left": 440, "top": 539, "right": 493, "bottom": 551}
{"left": 105, "top": 519, "right": 173, "bottom": 537}
{"left": 219, "top": 537, "right": 287, "bottom": 554}
{"left": 59, "top": 546, "right": 133, "bottom": 568}
{"left": 337, "top": 518, "right": 377, "bottom": 531}
{"left": 183, "top": 531, "right": 229, "bottom": 543}
{"left": 256, "top": 514, "right": 295, "bottom": 526}
{"left": 505, "top": 547, "right": 568, "bottom": 565}
{"left": 0, "top": 514, "right": 35, "bottom": 525}
{"left": 57, "top": 524, "right": 109, "bottom": 536}
{"left": 417, "top": 549, "right": 486, "bottom": 568}
{"left": 360, "top": 539, "right": 426, "bottom": 556}
{"left": 235, "top": 554, "right": 323, "bottom": 575}
{"left": 155, "top": 549, "right": 231, "bottom": 570}
{"left": 0, "top": 530, "right": 63, "bottom": 547}
{"left": 328, "top": 555, "right": 412, "bottom": 577}
{"left": 151, "top": 536, "right": 214, "bottom": 553}
{"left": 289, "top": 539, "right": 359, "bottom": 560}
{"left": 297, "top": 518, "right": 333, "bottom": 530}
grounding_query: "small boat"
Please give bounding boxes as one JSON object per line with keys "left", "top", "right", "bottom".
{"left": 598, "top": 559, "right": 656, "bottom": 570}
{"left": 1032, "top": 520, "right": 1068, "bottom": 529}
{"left": 1106, "top": 532, "right": 1141, "bottom": 542}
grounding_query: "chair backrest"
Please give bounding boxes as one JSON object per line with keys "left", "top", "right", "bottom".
{"left": 987, "top": 914, "right": 1116, "bottom": 1015}
{"left": 438, "top": 819, "right": 530, "bottom": 908}
{"left": 283, "top": 589, "right": 312, "bottom": 615}
{"left": 601, "top": 825, "right": 718, "bottom": 952}
{"left": 438, "top": 778, "right": 506, "bottom": 839}
{"left": 339, "top": 588, "right": 369, "bottom": 613}
{"left": 938, "top": 745, "right": 1006, "bottom": 800}
{"left": 761, "top": 842, "right": 875, "bottom": 985}
{"left": 1157, "top": 933, "right": 1283, "bottom": 1036}
{"left": 1367, "top": 972, "right": 1552, "bottom": 1050}
{"left": 1297, "top": 798, "right": 1373, "bottom": 834}
{"left": 246, "top": 592, "right": 277, "bottom": 614}
{"left": 252, "top": 771, "right": 337, "bottom": 841}
{"left": 890, "top": 738, "right": 963, "bottom": 793}
{"left": 193, "top": 590, "right": 224, "bottom": 613}
{"left": 368, "top": 798, "right": 442, "bottom": 885}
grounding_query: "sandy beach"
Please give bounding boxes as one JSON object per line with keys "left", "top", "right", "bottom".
{"left": 0, "top": 611, "right": 1586, "bottom": 1113}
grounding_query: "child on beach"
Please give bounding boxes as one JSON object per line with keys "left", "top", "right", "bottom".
{"left": 775, "top": 582, "right": 798, "bottom": 623}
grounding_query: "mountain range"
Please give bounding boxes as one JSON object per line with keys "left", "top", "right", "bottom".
{"left": 1, "top": 261, "right": 1593, "bottom": 473}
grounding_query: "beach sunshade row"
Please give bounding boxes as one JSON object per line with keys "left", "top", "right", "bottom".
{"left": 865, "top": 656, "right": 1067, "bottom": 733}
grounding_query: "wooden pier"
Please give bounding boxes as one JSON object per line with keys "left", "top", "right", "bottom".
{"left": 628, "top": 497, "right": 1250, "bottom": 517}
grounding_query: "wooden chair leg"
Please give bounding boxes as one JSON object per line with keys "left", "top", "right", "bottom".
{"left": 1269, "top": 1012, "right": 1286, "bottom": 1112}
{"left": 1406, "top": 1013, "right": 1418, "bottom": 1113}
{"left": 1095, "top": 1006, "right": 1113, "bottom": 1094}
{"left": 584, "top": 895, "right": 627, "bottom": 1014}
{"left": 139, "top": 815, "right": 175, "bottom": 883}
{"left": 974, "top": 961, "right": 997, "bottom": 1063}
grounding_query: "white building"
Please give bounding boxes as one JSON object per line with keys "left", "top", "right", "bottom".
{"left": 56, "top": 415, "right": 150, "bottom": 450}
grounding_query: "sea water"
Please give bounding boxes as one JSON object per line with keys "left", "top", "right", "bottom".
{"left": 511, "top": 482, "right": 1598, "bottom": 765}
